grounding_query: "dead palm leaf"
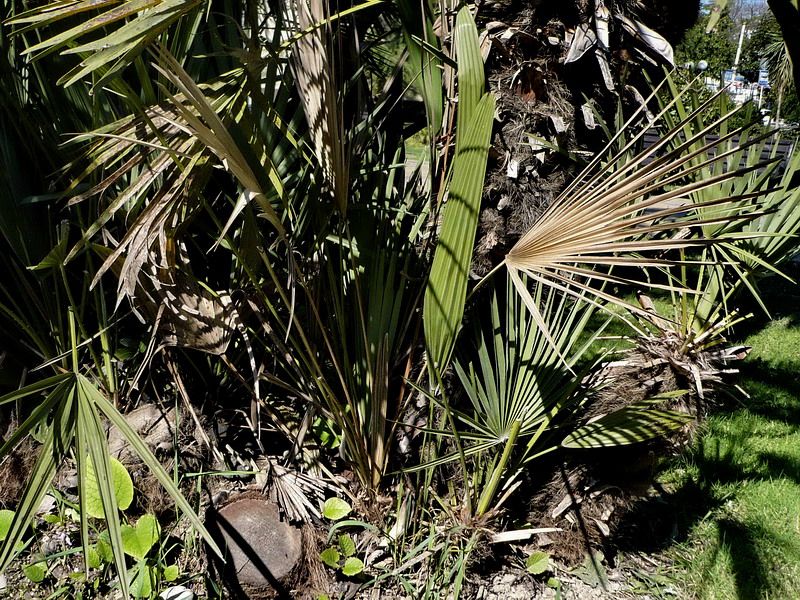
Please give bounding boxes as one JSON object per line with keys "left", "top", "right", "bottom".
{"left": 289, "top": 0, "right": 349, "bottom": 215}
{"left": 502, "top": 81, "right": 778, "bottom": 327}
{"left": 65, "top": 57, "right": 289, "bottom": 304}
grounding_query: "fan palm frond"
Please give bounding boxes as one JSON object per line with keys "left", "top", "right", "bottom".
{"left": 502, "top": 80, "right": 778, "bottom": 325}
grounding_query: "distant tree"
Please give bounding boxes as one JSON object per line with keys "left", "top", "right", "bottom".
{"left": 737, "top": 10, "right": 798, "bottom": 123}
{"left": 676, "top": 6, "right": 737, "bottom": 76}
{"left": 739, "top": 13, "right": 780, "bottom": 81}
{"left": 726, "top": 0, "right": 769, "bottom": 23}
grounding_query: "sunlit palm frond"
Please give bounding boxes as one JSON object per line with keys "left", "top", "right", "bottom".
{"left": 455, "top": 275, "right": 598, "bottom": 446}
{"left": 503, "top": 81, "right": 778, "bottom": 322}
{"left": 7, "top": 0, "right": 204, "bottom": 87}
{"left": 424, "top": 7, "right": 495, "bottom": 373}
{"left": 289, "top": 0, "right": 349, "bottom": 214}
{"left": 152, "top": 47, "right": 286, "bottom": 237}
{"left": 66, "top": 54, "right": 290, "bottom": 303}
{"left": 639, "top": 75, "right": 800, "bottom": 330}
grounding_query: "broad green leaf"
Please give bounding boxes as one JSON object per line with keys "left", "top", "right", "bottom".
{"left": 453, "top": 7, "right": 485, "bottom": 134}
{"left": 338, "top": 534, "right": 356, "bottom": 558}
{"left": 424, "top": 7, "right": 495, "bottom": 373}
{"left": 319, "top": 548, "right": 340, "bottom": 568}
{"left": 423, "top": 8, "right": 495, "bottom": 373}
{"left": 129, "top": 561, "right": 155, "bottom": 598}
{"left": 96, "top": 534, "right": 113, "bottom": 563}
{"left": 85, "top": 455, "right": 134, "bottom": 519}
{"left": 162, "top": 564, "right": 179, "bottom": 581}
{"left": 0, "top": 511, "right": 24, "bottom": 554}
{"left": 86, "top": 376, "right": 222, "bottom": 558}
{"left": 562, "top": 408, "right": 694, "bottom": 449}
{"left": 526, "top": 551, "right": 550, "bottom": 575}
{"left": 322, "top": 498, "right": 352, "bottom": 521}
{"left": 341, "top": 557, "right": 364, "bottom": 577}
{"left": 121, "top": 514, "right": 160, "bottom": 560}
{"left": 87, "top": 546, "right": 102, "bottom": 569}
{"left": 0, "top": 511, "right": 13, "bottom": 542}
{"left": 23, "top": 563, "right": 46, "bottom": 582}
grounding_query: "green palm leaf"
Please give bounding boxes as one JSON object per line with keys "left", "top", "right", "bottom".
{"left": 7, "top": 0, "right": 204, "bottom": 88}
{"left": 424, "top": 7, "right": 495, "bottom": 372}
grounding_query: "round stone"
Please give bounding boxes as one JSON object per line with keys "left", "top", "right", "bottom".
{"left": 208, "top": 497, "right": 302, "bottom": 596}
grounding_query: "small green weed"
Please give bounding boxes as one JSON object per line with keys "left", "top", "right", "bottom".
{"left": 1, "top": 460, "right": 186, "bottom": 599}
{"left": 319, "top": 498, "right": 368, "bottom": 590}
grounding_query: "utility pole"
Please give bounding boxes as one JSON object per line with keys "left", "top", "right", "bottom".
{"left": 732, "top": 23, "right": 746, "bottom": 80}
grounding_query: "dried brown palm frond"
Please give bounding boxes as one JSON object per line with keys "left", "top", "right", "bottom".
{"left": 289, "top": 0, "right": 349, "bottom": 215}
{"left": 99, "top": 154, "right": 211, "bottom": 303}
{"left": 65, "top": 51, "right": 288, "bottom": 304}
{"left": 256, "top": 459, "right": 336, "bottom": 522}
{"left": 501, "top": 81, "right": 778, "bottom": 324}
{"left": 151, "top": 46, "right": 286, "bottom": 238}
{"left": 63, "top": 101, "right": 215, "bottom": 303}
{"left": 65, "top": 104, "right": 197, "bottom": 208}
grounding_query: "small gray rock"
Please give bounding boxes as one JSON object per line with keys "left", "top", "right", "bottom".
{"left": 108, "top": 404, "right": 176, "bottom": 464}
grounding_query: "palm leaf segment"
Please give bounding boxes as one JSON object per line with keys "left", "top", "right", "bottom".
{"left": 455, "top": 276, "right": 595, "bottom": 448}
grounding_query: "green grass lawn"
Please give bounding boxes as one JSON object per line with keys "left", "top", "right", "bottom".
{"left": 657, "top": 268, "right": 800, "bottom": 600}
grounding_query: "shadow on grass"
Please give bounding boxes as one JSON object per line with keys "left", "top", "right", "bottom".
{"left": 736, "top": 363, "right": 800, "bottom": 427}
{"left": 615, "top": 430, "right": 800, "bottom": 599}
{"left": 711, "top": 519, "right": 770, "bottom": 600}
{"left": 612, "top": 269, "right": 800, "bottom": 600}
{"left": 732, "top": 262, "right": 800, "bottom": 336}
